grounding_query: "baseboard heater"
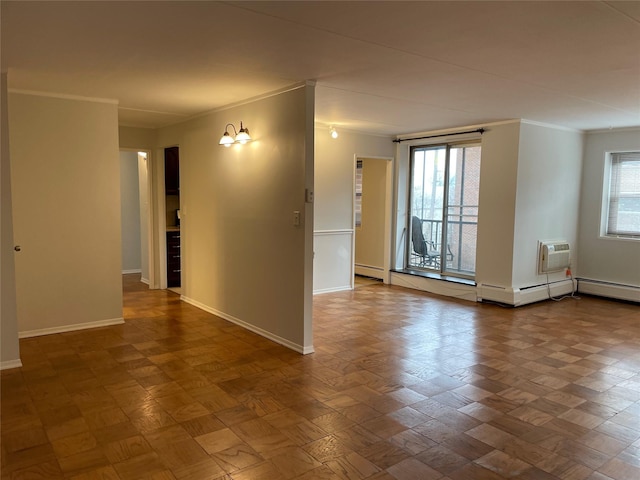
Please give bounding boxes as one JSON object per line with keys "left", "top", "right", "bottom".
{"left": 478, "top": 279, "right": 575, "bottom": 306}
{"left": 354, "top": 263, "right": 384, "bottom": 280}
{"left": 577, "top": 278, "right": 639, "bottom": 303}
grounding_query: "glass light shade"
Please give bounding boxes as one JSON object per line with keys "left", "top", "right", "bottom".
{"left": 219, "top": 132, "right": 234, "bottom": 147}
{"left": 235, "top": 130, "right": 251, "bottom": 144}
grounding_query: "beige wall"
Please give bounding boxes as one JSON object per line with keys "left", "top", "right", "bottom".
{"left": 9, "top": 92, "right": 123, "bottom": 335}
{"left": 119, "top": 126, "right": 156, "bottom": 151}
{"left": 120, "top": 151, "right": 141, "bottom": 272}
{"left": 1, "top": 73, "right": 20, "bottom": 368}
{"left": 355, "top": 158, "right": 387, "bottom": 271}
{"left": 155, "top": 84, "right": 315, "bottom": 352}
{"left": 138, "top": 154, "right": 150, "bottom": 284}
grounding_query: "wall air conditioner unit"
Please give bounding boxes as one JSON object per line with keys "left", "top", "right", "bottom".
{"left": 538, "top": 241, "right": 571, "bottom": 274}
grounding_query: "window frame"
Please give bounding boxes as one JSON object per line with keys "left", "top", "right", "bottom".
{"left": 602, "top": 150, "right": 640, "bottom": 240}
{"left": 406, "top": 140, "right": 481, "bottom": 278}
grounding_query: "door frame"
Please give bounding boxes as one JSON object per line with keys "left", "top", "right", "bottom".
{"left": 352, "top": 155, "right": 394, "bottom": 287}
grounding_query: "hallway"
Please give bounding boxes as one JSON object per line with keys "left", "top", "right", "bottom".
{"left": 1, "top": 275, "right": 639, "bottom": 479}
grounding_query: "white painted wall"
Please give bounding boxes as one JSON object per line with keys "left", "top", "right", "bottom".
{"left": 475, "top": 122, "right": 521, "bottom": 289}
{"left": 394, "top": 121, "right": 584, "bottom": 305}
{"left": 155, "top": 84, "right": 315, "bottom": 353}
{"left": 8, "top": 92, "right": 123, "bottom": 336}
{"left": 120, "top": 151, "right": 142, "bottom": 273}
{"left": 1, "top": 72, "right": 21, "bottom": 368}
{"left": 512, "top": 122, "right": 584, "bottom": 287}
{"left": 578, "top": 128, "right": 640, "bottom": 289}
{"left": 313, "top": 127, "right": 394, "bottom": 293}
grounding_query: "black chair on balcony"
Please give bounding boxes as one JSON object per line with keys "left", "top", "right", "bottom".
{"left": 411, "top": 216, "right": 439, "bottom": 267}
{"left": 410, "top": 216, "right": 454, "bottom": 268}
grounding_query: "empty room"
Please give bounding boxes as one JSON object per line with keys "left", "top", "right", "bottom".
{"left": 2, "top": 2, "right": 639, "bottom": 479}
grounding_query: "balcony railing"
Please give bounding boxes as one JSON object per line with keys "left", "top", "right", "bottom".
{"left": 410, "top": 208, "right": 478, "bottom": 274}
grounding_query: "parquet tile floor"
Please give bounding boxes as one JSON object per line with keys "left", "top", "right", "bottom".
{"left": 2, "top": 274, "right": 639, "bottom": 479}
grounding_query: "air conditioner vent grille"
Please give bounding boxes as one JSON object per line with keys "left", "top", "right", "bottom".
{"left": 539, "top": 241, "right": 571, "bottom": 274}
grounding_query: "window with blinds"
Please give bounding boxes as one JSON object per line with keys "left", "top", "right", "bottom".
{"left": 607, "top": 152, "right": 640, "bottom": 237}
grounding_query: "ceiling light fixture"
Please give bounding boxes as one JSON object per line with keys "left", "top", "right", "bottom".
{"left": 219, "top": 122, "right": 251, "bottom": 147}
{"left": 330, "top": 126, "right": 338, "bottom": 139}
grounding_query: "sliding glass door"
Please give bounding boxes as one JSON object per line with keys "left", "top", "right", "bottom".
{"left": 408, "top": 142, "right": 481, "bottom": 278}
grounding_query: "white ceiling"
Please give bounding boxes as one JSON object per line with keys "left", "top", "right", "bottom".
{"left": 2, "top": 1, "right": 639, "bottom": 135}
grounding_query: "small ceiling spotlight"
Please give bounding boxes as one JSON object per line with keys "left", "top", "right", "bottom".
{"left": 330, "top": 126, "right": 338, "bottom": 139}
{"left": 219, "top": 122, "right": 251, "bottom": 147}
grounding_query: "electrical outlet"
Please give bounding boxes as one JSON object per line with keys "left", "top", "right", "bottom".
{"left": 293, "top": 211, "right": 300, "bottom": 226}
{"left": 305, "top": 189, "right": 314, "bottom": 203}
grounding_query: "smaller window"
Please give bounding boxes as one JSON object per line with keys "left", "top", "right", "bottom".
{"left": 606, "top": 152, "right": 640, "bottom": 238}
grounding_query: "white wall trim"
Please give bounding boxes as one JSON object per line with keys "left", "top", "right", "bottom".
{"left": 173, "top": 81, "right": 310, "bottom": 127}
{"left": 577, "top": 278, "right": 640, "bottom": 303}
{"left": 8, "top": 88, "right": 119, "bottom": 104}
{"left": 141, "top": 277, "right": 150, "bottom": 285}
{"left": 516, "top": 280, "right": 577, "bottom": 306}
{"left": 19, "top": 317, "right": 125, "bottom": 339}
{"left": 395, "top": 119, "right": 521, "bottom": 142}
{"left": 586, "top": 126, "right": 640, "bottom": 135}
{"left": 122, "top": 269, "right": 142, "bottom": 274}
{"left": 181, "top": 295, "right": 314, "bottom": 354}
{"left": 477, "top": 279, "right": 576, "bottom": 306}
{"left": 313, "top": 230, "right": 354, "bottom": 295}
{"left": 521, "top": 119, "right": 583, "bottom": 133}
{"left": 477, "top": 284, "right": 515, "bottom": 304}
{"left": 314, "top": 229, "right": 354, "bottom": 236}
{"left": 313, "top": 285, "right": 352, "bottom": 295}
{"left": 354, "top": 264, "right": 384, "bottom": 279}
{"left": 315, "top": 122, "right": 394, "bottom": 140}
{"left": 0, "top": 359, "right": 23, "bottom": 371}
{"left": 391, "top": 272, "right": 477, "bottom": 302}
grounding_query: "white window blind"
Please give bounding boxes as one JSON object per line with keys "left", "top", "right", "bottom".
{"left": 607, "top": 152, "right": 640, "bottom": 237}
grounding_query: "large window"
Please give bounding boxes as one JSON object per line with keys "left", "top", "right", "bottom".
{"left": 606, "top": 152, "right": 640, "bottom": 238}
{"left": 408, "top": 142, "right": 481, "bottom": 277}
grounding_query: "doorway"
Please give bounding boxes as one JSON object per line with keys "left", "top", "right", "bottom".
{"left": 119, "top": 150, "right": 152, "bottom": 286}
{"left": 353, "top": 156, "right": 393, "bottom": 287}
{"left": 408, "top": 142, "right": 481, "bottom": 278}
{"left": 164, "top": 146, "right": 181, "bottom": 294}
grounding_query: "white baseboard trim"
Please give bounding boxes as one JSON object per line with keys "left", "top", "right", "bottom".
{"left": 1, "top": 359, "right": 23, "bottom": 371}
{"left": 122, "top": 269, "right": 142, "bottom": 274}
{"left": 313, "top": 285, "right": 352, "bottom": 295}
{"left": 181, "top": 295, "right": 314, "bottom": 354}
{"left": 577, "top": 279, "right": 640, "bottom": 303}
{"left": 19, "top": 317, "right": 125, "bottom": 339}
{"left": 516, "top": 280, "right": 576, "bottom": 306}
{"left": 391, "top": 272, "right": 477, "bottom": 302}
{"left": 140, "top": 277, "right": 150, "bottom": 285}
{"left": 478, "top": 279, "right": 576, "bottom": 306}
{"left": 477, "top": 284, "right": 514, "bottom": 304}
{"left": 354, "top": 264, "right": 384, "bottom": 280}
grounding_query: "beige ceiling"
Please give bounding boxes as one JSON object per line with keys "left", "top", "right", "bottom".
{"left": 2, "top": 1, "right": 639, "bottom": 135}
